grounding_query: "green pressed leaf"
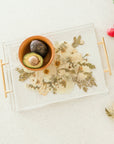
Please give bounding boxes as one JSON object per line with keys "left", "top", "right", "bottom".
{"left": 86, "top": 63, "right": 96, "bottom": 69}
{"left": 77, "top": 35, "right": 81, "bottom": 44}
{"left": 70, "top": 70, "right": 76, "bottom": 74}
{"left": 59, "top": 43, "right": 68, "bottom": 52}
{"left": 64, "top": 41, "right": 67, "bottom": 44}
{"left": 56, "top": 48, "right": 60, "bottom": 53}
{"left": 83, "top": 53, "right": 89, "bottom": 58}
{"left": 16, "top": 68, "right": 34, "bottom": 81}
{"left": 66, "top": 57, "right": 72, "bottom": 63}
{"left": 27, "top": 84, "right": 39, "bottom": 89}
{"left": 72, "top": 35, "right": 84, "bottom": 48}
{"left": 60, "top": 80, "right": 66, "bottom": 88}
{"left": 77, "top": 83, "right": 82, "bottom": 89}
{"left": 105, "top": 108, "right": 114, "bottom": 117}
{"left": 16, "top": 68, "right": 24, "bottom": 74}
{"left": 53, "top": 91, "right": 56, "bottom": 94}
{"left": 83, "top": 87, "right": 88, "bottom": 92}
{"left": 78, "top": 62, "right": 96, "bottom": 69}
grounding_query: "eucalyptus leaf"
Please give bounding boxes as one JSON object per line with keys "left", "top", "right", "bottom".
{"left": 16, "top": 68, "right": 33, "bottom": 81}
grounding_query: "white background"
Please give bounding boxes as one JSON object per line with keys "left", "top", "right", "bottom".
{"left": 0, "top": 0, "right": 114, "bottom": 144}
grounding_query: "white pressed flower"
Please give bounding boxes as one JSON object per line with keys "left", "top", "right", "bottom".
{"left": 71, "top": 52, "right": 83, "bottom": 64}
{"left": 42, "top": 63, "right": 57, "bottom": 82}
{"left": 58, "top": 65, "right": 75, "bottom": 77}
{"left": 59, "top": 62, "right": 68, "bottom": 69}
{"left": 71, "top": 49, "right": 77, "bottom": 54}
{"left": 57, "top": 42, "right": 74, "bottom": 58}
{"left": 29, "top": 72, "right": 43, "bottom": 87}
{"left": 58, "top": 69, "right": 67, "bottom": 76}
{"left": 59, "top": 50, "right": 69, "bottom": 58}
{"left": 58, "top": 62, "right": 72, "bottom": 77}
{"left": 57, "top": 78, "right": 74, "bottom": 94}
{"left": 77, "top": 73, "right": 87, "bottom": 81}
{"left": 82, "top": 66, "right": 91, "bottom": 73}
{"left": 65, "top": 43, "right": 75, "bottom": 54}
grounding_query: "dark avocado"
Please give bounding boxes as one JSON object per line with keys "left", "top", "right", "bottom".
{"left": 30, "top": 40, "right": 48, "bottom": 57}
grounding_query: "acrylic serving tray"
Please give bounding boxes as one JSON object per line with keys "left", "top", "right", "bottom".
{"left": 0, "top": 24, "right": 111, "bottom": 111}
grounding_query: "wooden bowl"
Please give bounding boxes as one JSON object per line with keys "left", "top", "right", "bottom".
{"left": 18, "top": 36, "right": 54, "bottom": 71}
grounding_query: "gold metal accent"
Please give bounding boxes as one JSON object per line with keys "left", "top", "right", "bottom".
{"left": 98, "top": 37, "right": 112, "bottom": 75}
{"left": 0, "top": 59, "right": 12, "bottom": 98}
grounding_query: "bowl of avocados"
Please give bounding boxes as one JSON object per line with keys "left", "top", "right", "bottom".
{"left": 18, "top": 36, "right": 55, "bottom": 71}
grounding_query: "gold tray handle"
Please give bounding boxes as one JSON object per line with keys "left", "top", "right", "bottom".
{"left": 0, "top": 59, "right": 12, "bottom": 98}
{"left": 98, "top": 37, "right": 112, "bottom": 75}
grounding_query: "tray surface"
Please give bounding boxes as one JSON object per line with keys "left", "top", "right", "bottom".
{"left": 3, "top": 24, "right": 108, "bottom": 111}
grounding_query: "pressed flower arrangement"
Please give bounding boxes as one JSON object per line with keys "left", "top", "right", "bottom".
{"left": 16, "top": 36, "right": 97, "bottom": 96}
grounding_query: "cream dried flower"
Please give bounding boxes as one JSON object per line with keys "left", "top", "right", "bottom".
{"left": 41, "top": 63, "right": 57, "bottom": 82}
{"left": 29, "top": 72, "right": 43, "bottom": 87}
{"left": 38, "top": 84, "right": 49, "bottom": 96}
{"left": 57, "top": 42, "right": 74, "bottom": 58}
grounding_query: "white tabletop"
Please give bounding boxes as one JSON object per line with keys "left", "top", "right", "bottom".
{"left": 0, "top": 0, "right": 114, "bottom": 144}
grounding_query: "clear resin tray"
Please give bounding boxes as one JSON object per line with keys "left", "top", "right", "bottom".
{"left": 1, "top": 24, "right": 110, "bottom": 111}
